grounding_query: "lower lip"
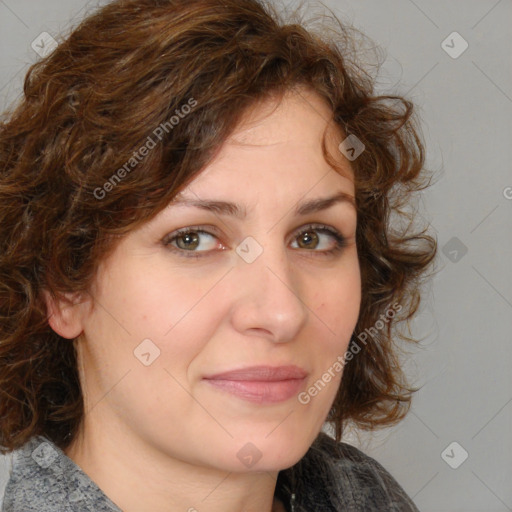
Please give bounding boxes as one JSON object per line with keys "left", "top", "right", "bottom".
{"left": 204, "top": 378, "right": 306, "bottom": 404}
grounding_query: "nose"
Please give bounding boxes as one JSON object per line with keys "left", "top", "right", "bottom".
{"left": 229, "top": 239, "right": 308, "bottom": 343}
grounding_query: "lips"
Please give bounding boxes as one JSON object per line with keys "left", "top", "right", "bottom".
{"left": 204, "top": 365, "right": 308, "bottom": 381}
{"left": 203, "top": 365, "right": 308, "bottom": 404}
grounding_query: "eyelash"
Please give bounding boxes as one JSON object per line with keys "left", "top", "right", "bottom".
{"left": 162, "top": 224, "right": 347, "bottom": 259}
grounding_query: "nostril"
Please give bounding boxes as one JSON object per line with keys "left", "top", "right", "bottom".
{"left": 248, "top": 327, "right": 273, "bottom": 337}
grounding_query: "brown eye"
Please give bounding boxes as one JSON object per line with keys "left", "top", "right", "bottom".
{"left": 175, "top": 231, "right": 200, "bottom": 250}
{"left": 291, "top": 224, "right": 347, "bottom": 256}
{"left": 297, "top": 230, "right": 319, "bottom": 249}
{"left": 164, "top": 228, "right": 221, "bottom": 258}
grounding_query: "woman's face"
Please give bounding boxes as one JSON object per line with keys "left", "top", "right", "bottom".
{"left": 59, "top": 87, "right": 361, "bottom": 472}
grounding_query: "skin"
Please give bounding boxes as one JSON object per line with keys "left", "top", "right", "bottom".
{"left": 46, "top": 86, "right": 361, "bottom": 512}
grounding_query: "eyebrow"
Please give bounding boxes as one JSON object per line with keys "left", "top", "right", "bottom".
{"left": 168, "top": 191, "right": 356, "bottom": 218}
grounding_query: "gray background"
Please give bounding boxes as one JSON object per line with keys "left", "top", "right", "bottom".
{"left": 1, "top": 1, "right": 511, "bottom": 511}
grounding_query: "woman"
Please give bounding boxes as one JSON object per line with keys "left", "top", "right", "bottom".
{"left": 0, "top": 0, "right": 436, "bottom": 510}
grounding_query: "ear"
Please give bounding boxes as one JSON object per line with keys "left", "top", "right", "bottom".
{"left": 42, "top": 289, "right": 89, "bottom": 340}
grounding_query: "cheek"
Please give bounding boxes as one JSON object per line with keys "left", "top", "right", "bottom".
{"left": 79, "top": 265, "right": 230, "bottom": 427}
{"left": 90, "top": 257, "right": 224, "bottom": 341}
{"left": 315, "top": 262, "right": 361, "bottom": 339}
{"left": 301, "top": 265, "right": 361, "bottom": 416}
{"left": 306, "top": 263, "right": 361, "bottom": 403}
{"left": 80, "top": 261, "right": 231, "bottom": 398}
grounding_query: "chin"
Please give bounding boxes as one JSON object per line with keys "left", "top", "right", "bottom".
{"left": 224, "top": 434, "right": 311, "bottom": 474}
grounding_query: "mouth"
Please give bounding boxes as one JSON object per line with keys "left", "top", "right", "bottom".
{"left": 203, "top": 365, "right": 308, "bottom": 404}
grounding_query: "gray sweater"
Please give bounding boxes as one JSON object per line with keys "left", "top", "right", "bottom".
{"left": 0, "top": 432, "right": 420, "bottom": 511}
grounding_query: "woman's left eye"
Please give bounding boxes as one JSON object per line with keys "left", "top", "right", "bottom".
{"left": 290, "top": 225, "right": 346, "bottom": 254}
{"left": 163, "top": 224, "right": 346, "bottom": 259}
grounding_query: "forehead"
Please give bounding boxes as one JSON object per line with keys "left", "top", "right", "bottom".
{"left": 174, "top": 88, "right": 353, "bottom": 199}
{"left": 225, "top": 87, "right": 347, "bottom": 153}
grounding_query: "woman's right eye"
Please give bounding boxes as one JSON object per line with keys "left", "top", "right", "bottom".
{"left": 163, "top": 227, "right": 225, "bottom": 258}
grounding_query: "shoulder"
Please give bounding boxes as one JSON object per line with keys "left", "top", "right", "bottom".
{"left": 283, "top": 432, "right": 420, "bottom": 512}
{"left": 1, "top": 435, "right": 120, "bottom": 512}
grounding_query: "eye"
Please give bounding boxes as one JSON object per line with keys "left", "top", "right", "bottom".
{"left": 163, "top": 224, "right": 347, "bottom": 259}
{"left": 163, "top": 227, "right": 223, "bottom": 257}
{"left": 290, "top": 224, "right": 347, "bottom": 256}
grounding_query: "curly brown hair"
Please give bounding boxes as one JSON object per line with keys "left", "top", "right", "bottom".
{"left": 0, "top": 0, "right": 436, "bottom": 454}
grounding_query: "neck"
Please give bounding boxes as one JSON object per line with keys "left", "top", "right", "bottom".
{"left": 64, "top": 417, "right": 283, "bottom": 512}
